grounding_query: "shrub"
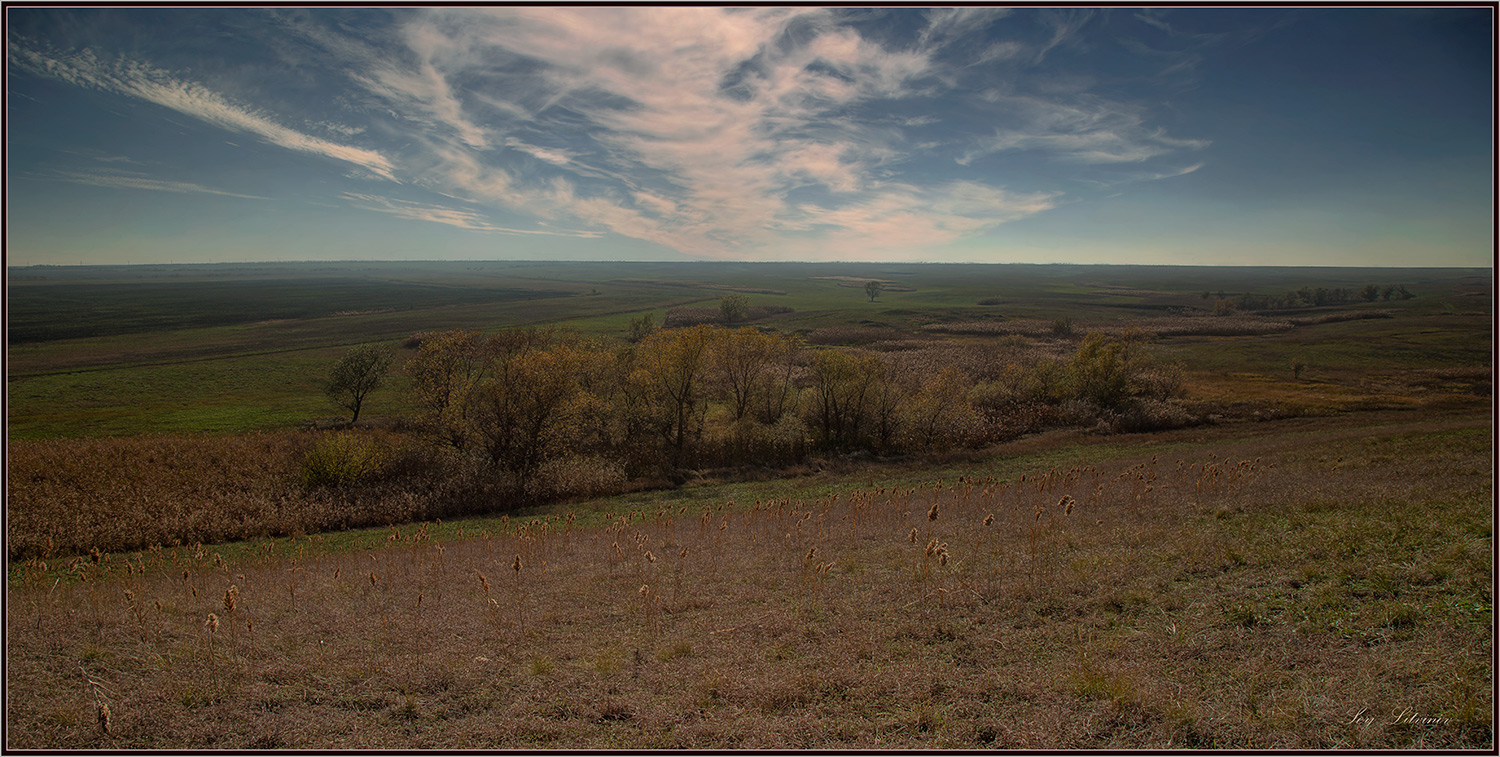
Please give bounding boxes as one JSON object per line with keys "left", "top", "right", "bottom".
{"left": 719, "top": 294, "right": 749, "bottom": 324}
{"left": 1134, "top": 365, "right": 1184, "bottom": 402}
{"left": 626, "top": 313, "right": 658, "bottom": 343}
{"left": 301, "top": 432, "right": 389, "bottom": 488}
{"left": 1065, "top": 334, "right": 1135, "bottom": 410}
{"left": 525, "top": 455, "right": 627, "bottom": 501}
{"left": 1111, "top": 400, "right": 1199, "bottom": 433}
{"left": 701, "top": 415, "right": 809, "bottom": 468}
{"left": 1059, "top": 398, "right": 1107, "bottom": 427}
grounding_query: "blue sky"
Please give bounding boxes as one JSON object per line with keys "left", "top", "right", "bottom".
{"left": 6, "top": 7, "right": 1492, "bottom": 266}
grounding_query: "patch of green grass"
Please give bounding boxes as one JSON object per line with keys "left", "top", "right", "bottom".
{"left": 7, "top": 278, "right": 574, "bottom": 344}
{"left": 7, "top": 349, "right": 409, "bottom": 438}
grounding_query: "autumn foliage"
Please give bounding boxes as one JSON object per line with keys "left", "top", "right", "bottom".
{"left": 9, "top": 324, "right": 1193, "bottom": 558}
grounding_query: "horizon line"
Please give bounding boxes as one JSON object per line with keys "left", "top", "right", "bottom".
{"left": 6, "top": 261, "right": 1493, "bottom": 272}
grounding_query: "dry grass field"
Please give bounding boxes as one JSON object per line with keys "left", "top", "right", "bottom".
{"left": 7, "top": 409, "right": 1489, "bottom": 749}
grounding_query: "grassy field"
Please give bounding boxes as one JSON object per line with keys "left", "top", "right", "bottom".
{"left": 5, "top": 260, "right": 1492, "bottom": 748}
{"left": 6, "top": 262, "right": 1489, "bottom": 438}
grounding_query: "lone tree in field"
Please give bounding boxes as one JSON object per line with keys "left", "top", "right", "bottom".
{"left": 719, "top": 294, "right": 749, "bottom": 324}
{"left": 326, "top": 344, "right": 394, "bottom": 424}
{"left": 864, "top": 280, "right": 884, "bottom": 302}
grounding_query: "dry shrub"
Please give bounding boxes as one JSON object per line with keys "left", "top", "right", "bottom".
{"left": 1109, "top": 399, "right": 1200, "bottom": 434}
{"left": 524, "top": 456, "right": 627, "bottom": 501}
{"left": 8, "top": 433, "right": 304, "bottom": 558}
{"left": 1058, "top": 398, "right": 1113, "bottom": 430}
{"left": 6, "top": 431, "right": 511, "bottom": 559}
{"left": 1133, "top": 366, "right": 1184, "bottom": 402}
{"left": 699, "top": 416, "right": 810, "bottom": 469}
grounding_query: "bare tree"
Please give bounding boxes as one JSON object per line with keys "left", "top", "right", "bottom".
{"left": 864, "top": 280, "right": 884, "bottom": 302}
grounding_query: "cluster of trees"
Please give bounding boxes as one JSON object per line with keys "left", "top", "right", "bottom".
{"left": 321, "top": 323, "right": 1186, "bottom": 500}
{"left": 1204, "top": 284, "right": 1414, "bottom": 312}
{"left": 400, "top": 325, "right": 803, "bottom": 489}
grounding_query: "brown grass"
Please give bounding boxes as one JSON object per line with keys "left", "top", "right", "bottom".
{"left": 5, "top": 430, "right": 508, "bottom": 560}
{"left": 6, "top": 410, "right": 1489, "bottom": 749}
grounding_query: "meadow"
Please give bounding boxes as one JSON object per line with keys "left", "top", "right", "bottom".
{"left": 5, "top": 260, "right": 1492, "bottom": 749}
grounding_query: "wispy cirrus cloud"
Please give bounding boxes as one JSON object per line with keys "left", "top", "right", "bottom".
{"left": 46, "top": 169, "right": 268, "bottom": 199}
{"left": 960, "top": 93, "right": 1210, "bottom": 166}
{"left": 342, "top": 192, "right": 602, "bottom": 237}
{"left": 774, "top": 180, "right": 1059, "bottom": 259}
{"left": 8, "top": 40, "right": 398, "bottom": 181}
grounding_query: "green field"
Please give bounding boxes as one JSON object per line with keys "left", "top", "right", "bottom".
{"left": 7, "top": 261, "right": 1489, "bottom": 439}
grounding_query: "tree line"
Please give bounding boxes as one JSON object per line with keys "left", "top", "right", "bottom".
{"left": 326, "top": 322, "right": 1188, "bottom": 501}
{"left": 1204, "top": 283, "right": 1414, "bottom": 311}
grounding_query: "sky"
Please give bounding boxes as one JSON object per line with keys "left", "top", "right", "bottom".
{"left": 5, "top": 7, "right": 1493, "bottom": 267}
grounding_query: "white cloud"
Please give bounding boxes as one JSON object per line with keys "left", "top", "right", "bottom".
{"left": 47, "top": 169, "right": 268, "bottom": 199}
{"left": 342, "top": 192, "right": 602, "bottom": 237}
{"left": 8, "top": 42, "right": 398, "bottom": 181}
{"left": 920, "top": 8, "right": 1012, "bottom": 47}
{"left": 504, "top": 138, "right": 574, "bottom": 166}
{"left": 773, "top": 181, "right": 1058, "bottom": 259}
{"left": 962, "top": 94, "right": 1210, "bottom": 165}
